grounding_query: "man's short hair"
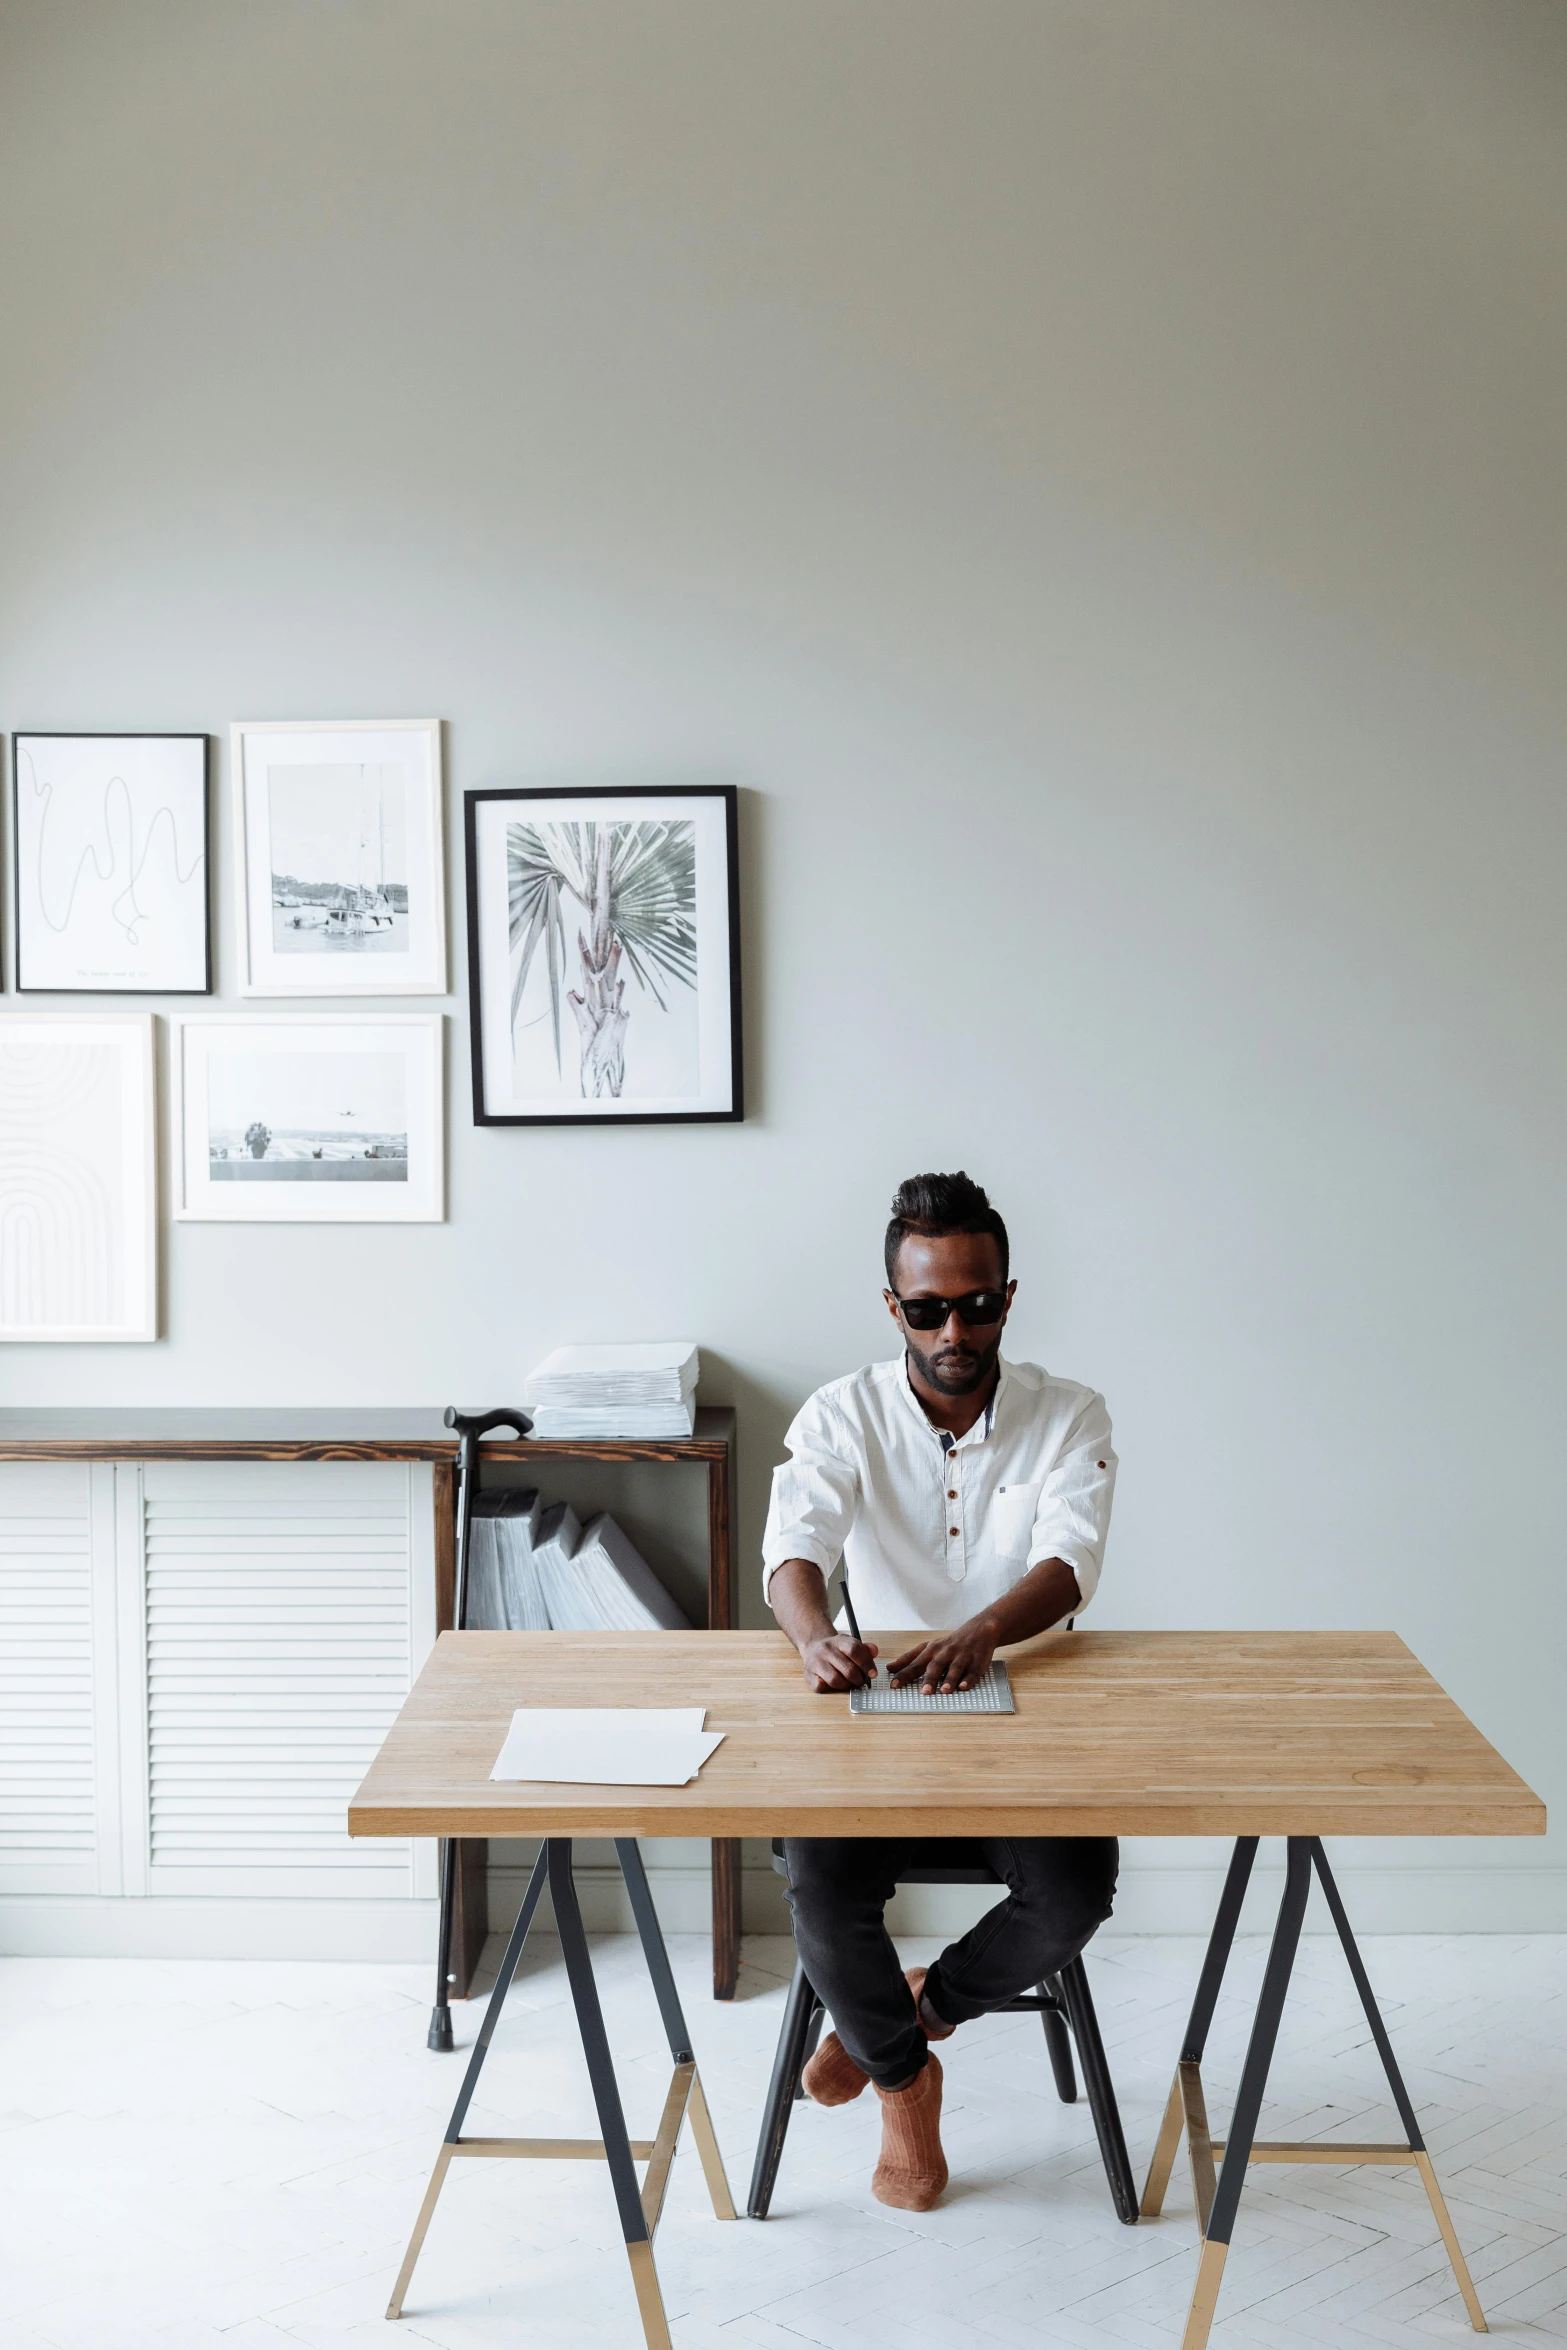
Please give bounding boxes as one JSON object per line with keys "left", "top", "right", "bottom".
{"left": 884, "top": 1170, "right": 1010, "bottom": 1286}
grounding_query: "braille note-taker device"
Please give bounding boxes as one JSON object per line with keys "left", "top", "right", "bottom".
{"left": 849, "top": 1659, "right": 1017, "bottom": 1715}
{"left": 839, "top": 1569, "right": 1017, "bottom": 1715}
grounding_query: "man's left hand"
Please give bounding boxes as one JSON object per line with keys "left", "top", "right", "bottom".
{"left": 886, "top": 1621, "right": 998, "bottom": 1694}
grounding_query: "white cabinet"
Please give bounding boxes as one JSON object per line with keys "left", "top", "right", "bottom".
{"left": 0, "top": 1460, "right": 435, "bottom": 1951}
{"left": 0, "top": 1464, "right": 114, "bottom": 1897}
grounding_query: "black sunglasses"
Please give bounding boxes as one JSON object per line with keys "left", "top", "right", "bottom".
{"left": 892, "top": 1289, "right": 1009, "bottom": 1332}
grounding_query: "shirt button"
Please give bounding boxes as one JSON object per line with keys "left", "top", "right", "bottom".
{"left": 947, "top": 1489, "right": 957, "bottom": 1500}
{"left": 949, "top": 1526, "right": 959, "bottom": 1537}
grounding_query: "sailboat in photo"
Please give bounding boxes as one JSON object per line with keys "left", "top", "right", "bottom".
{"left": 324, "top": 767, "right": 397, "bottom": 940}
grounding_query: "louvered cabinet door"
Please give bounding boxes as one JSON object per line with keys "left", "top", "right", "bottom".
{"left": 130, "top": 1462, "right": 435, "bottom": 1900}
{"left": 0, "top": 1463, "right": 121, "bottom": 1895}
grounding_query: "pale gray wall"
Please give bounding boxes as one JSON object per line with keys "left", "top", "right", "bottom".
{"left": 2, "top": 1, "right": 1564, "bottom": 1925}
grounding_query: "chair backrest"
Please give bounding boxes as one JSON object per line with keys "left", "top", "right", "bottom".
{"left": 769, "top": 1836, "right": 998, "bottom": 1885}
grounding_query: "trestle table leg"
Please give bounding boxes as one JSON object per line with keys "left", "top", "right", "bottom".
{"left": 1141, "top": 1836, "right": 1258, "bottom": 2219}
{"left": 389, "top": 1843, "right": 550, "bottom": 2317}
{"left": 550, "top": 1841, "right": 673, "bottom": 2348}
{"left": 1311, "top": 1840, "right": 1486, "bottom": 2332}
{"left": 388, "top": 1837, "right": 729, "bottom": 2349}
{"left": 1179, "top": 1837, "right": 1312, "bottom": 2350}
{"left": 615, "top": 1837, "right": 737, "bottom": 2221}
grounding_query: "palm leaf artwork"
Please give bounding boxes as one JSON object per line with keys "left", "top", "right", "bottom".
{"left": 505, "top": 819, "right": 698, "bottom": 1099}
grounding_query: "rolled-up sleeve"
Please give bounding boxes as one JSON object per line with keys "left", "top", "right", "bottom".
{"left": 1027, "top": 1391, "right": 1117, "bottom": 1610}
{"left": 761, "top": 1395, "right": 861, "bottom": 1605}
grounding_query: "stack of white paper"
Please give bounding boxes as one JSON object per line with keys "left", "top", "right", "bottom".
{"left": 466, "top": 1495, "right": 688, "bottom": 1633}
{"left": 490, "top": 1706, "right": 724, "bottom": 1786}
{"left": 466, "top": 1492, "right": 546, "bottom": 1631}
{"left": 465, "top": 1507, "right": 509, "bottom": 1630}
{"left": 466, "top": 1489, "right": 548, "bottom": 1631}
{"left": 530, "top": 1500, "right": 585, "bottom": 1626}
{"left": 569, "top": 1514, "right": 690, "bottom": 1630}
{"left": 497, "top": 1492, "right": 549, "bottom": 1629}
{"left": 524, "top": 1342, "right": 699, "bottom": 1439}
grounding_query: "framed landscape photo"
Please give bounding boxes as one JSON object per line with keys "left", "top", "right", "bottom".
{"left": 232, "top": 719, "right": 446, "bottom": 996}
{"left": 466, "top": 783, "right": 742, "bottom": 1124}
{"left": 0, "top": 1013, "right": 157, "bottom": 1340}
{"left": 12, "top": 733, "right": 210, "bottom": 992}
{"left": 173, "top": 1015, "right": 444, "bottom": 1222}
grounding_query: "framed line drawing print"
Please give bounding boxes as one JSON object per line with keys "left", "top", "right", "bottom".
{"left": 466, "top": 784, "right": 742, "bottom": 1124}
{"left": 12, "top": 733, "right": 210, "bottom": 992}
{"left": 173, "top": 1015, "right": 444, "bottom": 1222}
{"left": 0, "top": 1013, "right": 157, "bottom": 1340}
{"left": 232, "top": 719, "right": 446, "bottom": 996}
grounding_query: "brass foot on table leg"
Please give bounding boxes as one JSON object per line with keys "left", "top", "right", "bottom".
{"left": 1415, "top": 2150, "right": 1488, "bottom": 2332}
{"left": 1179, "top": 2059, "right": 1217, "bottom": 2232}
{"left": 639, "top": 2062, "right": 692, "bottom": 2237}
{"left": 1141, "top": 2070, "right": 1184, "bottom": 2217}
{"left": 1180, "top": 2238, "right": 1228, "bottom": 2350}
{"left": 386, "top": 2142, "right": 454, "bottom": 2318}
{"left": 1140, "top": 2060, "right": 1217, "bottom": 2229}
{"left": 1141, "top": 2068, "right": 1221, "bottom": 2227}
{"left": 687, "top": 2066, "right": 738, "bottom": 2220}
{"left": 626, "top": 2237, "right": 674, "bottom": 2350}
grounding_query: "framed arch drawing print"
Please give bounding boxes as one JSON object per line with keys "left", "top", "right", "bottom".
{"left": 465, "top": 784, "right": 743, "bottom": 1125}
{"left": 0, "top": 1014, "right": 157, "bottom": 1341}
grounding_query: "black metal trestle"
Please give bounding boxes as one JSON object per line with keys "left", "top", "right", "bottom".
{"left": 1141, "top": 1837, "right": 1488, "bottom": 2349}
{"left": 392, "top": 1837, "right": 736, "bottom": 2350}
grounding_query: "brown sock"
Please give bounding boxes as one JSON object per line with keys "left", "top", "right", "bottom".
{"left": 802, "top": 2029, "right": 870, "bottom": 2105}
{"left": 904, "top": 1966, "right": 955, "bottom": 2041}
{"left": 872, "top": 2050, "right": 947, "bottom": 2210}
{"left": 805, "top": 1966, "right": 941, "bottom": 2106}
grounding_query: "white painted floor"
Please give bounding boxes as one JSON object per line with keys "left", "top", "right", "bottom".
{"left": 2, "top": 1931, "right": 1565, "bottom": 2348}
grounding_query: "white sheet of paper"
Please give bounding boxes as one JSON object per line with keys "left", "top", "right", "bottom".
{"left": 489, "top": 1706, "right": 725, "bottom": 1786}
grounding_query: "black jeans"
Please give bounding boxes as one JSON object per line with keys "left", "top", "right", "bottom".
{"left": 782, "top": 1835, "right": 1119, "bottom": 2089}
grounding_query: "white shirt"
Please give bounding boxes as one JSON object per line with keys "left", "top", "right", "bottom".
{"left": 762, "top": 1354, "right": 1117, "bottom": 1631}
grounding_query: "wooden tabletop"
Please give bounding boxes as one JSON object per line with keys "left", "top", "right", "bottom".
{"left": 0, "top": 1406, "right": 734, "bottom": 1465}
{"left": 347, "top": 1628, "right": 1545, "bottom": 1842}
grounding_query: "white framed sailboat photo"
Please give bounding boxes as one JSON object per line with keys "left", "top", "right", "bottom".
{"left": 232, "top": 719, "right": 446, "bottom": 996}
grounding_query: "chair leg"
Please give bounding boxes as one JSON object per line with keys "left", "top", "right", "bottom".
{"left": 1039, "top": 1979, "right": 1077, "bottom": 2102}
{"left": 1059, "top": 1957, "right": 1140, "bottom": 2227}
{"left": 796, "top": 1995, "right": 826, "bottom": 2096}
{"left": 747, "top": 1957, "right": 821, "bottom": 2220}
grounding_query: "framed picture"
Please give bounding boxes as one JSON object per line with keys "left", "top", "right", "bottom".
{"left": 173, "top": 1015, "right": 444, "bottom": 1222}
{"left": 0, "top": 1013, "right": 157, "bottom": 1340}
{"left": 231, "top": 719, "right": 446, "bottom": 996}
{"left": 12, "top": 733, "right": 210, "bottom": 992}
{"left": 465, "top": 784, "right": 742, "bottom": 1124}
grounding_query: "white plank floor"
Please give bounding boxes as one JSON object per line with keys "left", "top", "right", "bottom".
{"left": 2, "top": 1931, "right": 1564, "bottom": 2348}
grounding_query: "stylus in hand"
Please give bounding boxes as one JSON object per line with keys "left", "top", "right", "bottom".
{"left": 840, "top": 1572, "right": 877, "bottom": 1677}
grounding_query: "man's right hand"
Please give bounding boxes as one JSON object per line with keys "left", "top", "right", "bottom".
{"left": 800, "top": 1632, "right": 880, "bottom": 1692}
{"left": 768, "top": 1559, "right": 879, "bottom": 1691}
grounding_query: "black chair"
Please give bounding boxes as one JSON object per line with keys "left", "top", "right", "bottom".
{"left": 747, "top": 1840, "right": 1139, "bottom": 2224}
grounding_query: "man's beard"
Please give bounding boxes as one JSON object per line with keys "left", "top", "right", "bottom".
{"left": 908, "top": 1328, "right": 1002, "bottom": 1396}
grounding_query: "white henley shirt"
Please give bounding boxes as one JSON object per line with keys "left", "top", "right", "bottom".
{"left": 762, "top": 1354, "right": 1117, "bottom": 1632}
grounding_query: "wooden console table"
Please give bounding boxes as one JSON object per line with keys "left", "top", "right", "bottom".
{"left": 0, "top": 1407, "right": 740, "bottom": 1999}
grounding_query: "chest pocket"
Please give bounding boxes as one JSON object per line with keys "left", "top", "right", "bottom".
{"left": 992, "top": 1479, "right": 1043, "bottom": 1563}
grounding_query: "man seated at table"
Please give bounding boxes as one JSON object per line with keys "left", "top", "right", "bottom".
{"left": 763, "top": 1169, "right": 1119, "bottom": 2212}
